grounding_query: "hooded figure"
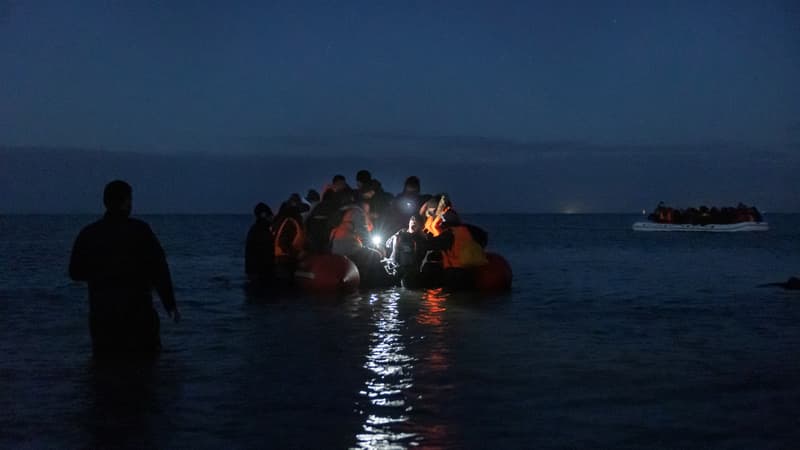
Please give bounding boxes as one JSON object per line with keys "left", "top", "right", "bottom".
{"left": 426, "top": 209, "right": 489, "bottom": 289}
{"left": 245, "top": 202, "right": 275, "bottom": 284}
{"left": 272, "top": 197, "right": 307, "bottom": 284}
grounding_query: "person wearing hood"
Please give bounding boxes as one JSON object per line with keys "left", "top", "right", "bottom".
{"left": 426, "top": 209, "right": 489, "bottom": 289}
{"left": 329, "top": 198, "right": 372, "bottom": 258}
{"left": 245, "top": 202, "right": 275, "bottom": 285}
{"left": 272, "top": 195, "right": 308, "bottom": 285}
{"left": 329, "top": 197, "right": 391, "bottom": 286}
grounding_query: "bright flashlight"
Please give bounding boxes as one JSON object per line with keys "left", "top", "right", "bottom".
{"left": 371, "top": 235, "right": 382, "bottom": 246}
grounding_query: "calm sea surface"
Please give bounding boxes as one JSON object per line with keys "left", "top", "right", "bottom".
{"left": 1, "top": 214, "right": 799, "bottom": 449}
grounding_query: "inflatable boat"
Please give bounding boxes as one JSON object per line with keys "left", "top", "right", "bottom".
{"left": 293, "top": 254, "right": 361, "bottom": 295}
{"left": 291, "top": 251, "right": 512, "bottom": 294}
{"left": 473, "top": 252, "right": 514, "bottom": 290}
{"left": 632, "top": 221, "right": 769, "bottom": 232}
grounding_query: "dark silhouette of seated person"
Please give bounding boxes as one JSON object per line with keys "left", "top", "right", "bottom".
{"left": 355, "top": 169, "right": 373, "bottom": 199}
{"left": 245, "top": 202, "right": 275, "bottom": 284}
{"left": 322, "top": 174, "right": 352, "bottom": 198}
{"left": 361, "top": 179, "right": 395, "bottom": 235}
{"left": 305, "top": 189, "right": 341, "bottom": 254}
{"left": 391, "top": 176, "right": 431, "bottom": 231}
{"left": 69, "top": 180, "right": 180, "bottom": 357}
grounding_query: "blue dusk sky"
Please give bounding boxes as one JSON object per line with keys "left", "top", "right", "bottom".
{"left": 1, "top": 1, "right": 798, "bottom": 213}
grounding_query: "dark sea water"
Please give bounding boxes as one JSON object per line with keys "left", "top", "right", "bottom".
{"left": 1, "top": 214, "right": 799, "bottom": 449}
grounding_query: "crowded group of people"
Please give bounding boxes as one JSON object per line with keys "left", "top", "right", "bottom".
{"left": 648, "top": 202, "right": 764, "bottom": 225}
{"left": 68, "top": 176, "right": 492, "bottom": 357}
{"left": 245, "top": 169, "right": 491, "bottom": 289}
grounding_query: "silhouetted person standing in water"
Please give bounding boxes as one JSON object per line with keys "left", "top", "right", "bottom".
{"left": 69, "top": 180, "right": 180, "bottom": 357}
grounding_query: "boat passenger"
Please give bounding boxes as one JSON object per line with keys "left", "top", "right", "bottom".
{"left": 245, "top": 202, "right": 275, "bottom": 285}
{"left": 272, "top": 197, "right": 306, "bottom": 285}
{"left": 330, "top": 200, "right": 372, "bottom": 257}
{"left": 355, "top": 169, "right": 372, "bottom": 198}
{"left": 322, "top": 174, "right": 351, "bottom": 198}
{"left": 305, "top": 189, "right": 345, "bottom": 254}
{"left": 385, "top": 215, "right": 427, "bottom": 286}
{"left": 301, "top": 189, "right": 320, "bottom": 222}
{"left": 330, "top": 199, "right": 388, "bottom": 286}
{"left": 390, "top": 176, "right": 432, "bottom": 232}
{"left": 421, "top": 194, "right": 451, "bottom": 237}
{"left": 426, "top": 210, "right": 489, "bottom": 289}
{"left": 361, "top": 179, "right": 395, "bottom": 236}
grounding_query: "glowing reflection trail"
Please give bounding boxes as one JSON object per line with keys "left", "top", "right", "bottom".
{"left": 355, "top": 291, "right": 417, "bottom": 449}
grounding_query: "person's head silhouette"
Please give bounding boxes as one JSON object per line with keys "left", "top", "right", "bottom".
{"left": 103, "top": 180, "right": 132, "bottom": 216}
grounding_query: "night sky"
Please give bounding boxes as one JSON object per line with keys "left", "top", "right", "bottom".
{"left": 1, "top": 1, "right": 798, "bottom": 213}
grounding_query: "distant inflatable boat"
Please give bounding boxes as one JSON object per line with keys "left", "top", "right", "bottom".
{"left": 632, "top": 221, "right": 769, "bottom": 232}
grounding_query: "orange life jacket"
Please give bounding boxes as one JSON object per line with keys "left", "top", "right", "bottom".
{"left": 442, "top": 225, "right": 489, "bottom": 269}
{"left": 424, "top": 206, "right": 449, "bottom": 237}
{"left": 274, "top": 217, "right": 305, "bottom": 258}
{"left": 330, "top": 207, "right": 372, "bottom": 245}
{"left": 366, "top": 215, "right": 374, "bottom": 233}
{"left": 423, "top": 215, "right": 435, "bottom": 235}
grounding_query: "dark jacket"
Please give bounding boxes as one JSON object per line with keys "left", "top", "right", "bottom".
{"left": 245, "top": 218, "right": 275, "bottom": 280}
{"left": 390, "top": 192, "right": 432, "bottom": 232}
{"left": 69, "top": 213, "right": 176, "bottom": 353}
{"left": 367, "top": 188, "right": 395, "bottom": 233}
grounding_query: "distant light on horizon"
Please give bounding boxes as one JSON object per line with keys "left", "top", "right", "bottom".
{"left": 560, "top": 202, "right": 583, "bottom": 214}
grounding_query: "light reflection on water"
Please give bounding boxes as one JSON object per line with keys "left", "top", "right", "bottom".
{"left": 408, "top": 288, "right": 453, "bottom": 447}
{"left": 355, "top": 288, "right": 457, "bottom": 449}
{"left": 417, "top": 288, "right": 447, "bottom": 328}
{"left": 355, "top": 290, "right": 417, "bottom": 449}
{"left": 418, "top": 289, "right": 451, "bottom": 376}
